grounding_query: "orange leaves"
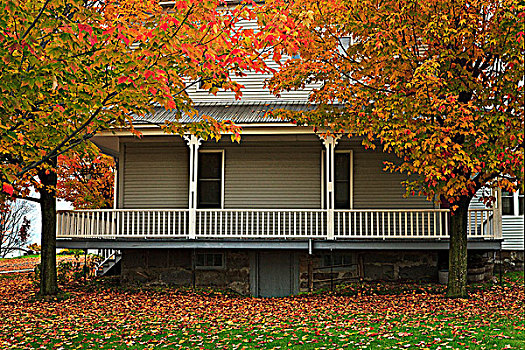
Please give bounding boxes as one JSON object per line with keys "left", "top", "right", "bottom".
{"left": 0, "top": 271, "right": 523, "bottom": 348}
{"left": 265, "top": 0, "right": 524, "bottom": 208}
{"left": 57, "top": 148, "right": 115, "bottom": 209}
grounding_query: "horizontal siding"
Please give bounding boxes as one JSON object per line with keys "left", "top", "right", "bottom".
{"left": 339, "top": 139, "right": 434, "bottom": 209}
{"left": 123, "top": 142, "right": 188, "bottom": 209}
{"left": 120, "top": 136, "right": 437, "bottom": 210}
{"left": 186, "top": 69, "right": 316, "bottom": 103}
{"left": 469, "top": 189, "right": 524, "bottom": 251}
{"left": 501, "top": 216, "right": 524, "bottom": 250}
{"left": 220, "top": 143, "right": 321, "bottom": 209}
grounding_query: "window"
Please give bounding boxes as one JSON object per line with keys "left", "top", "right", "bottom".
{"left": 321, "top": 150, "right": 353, "bottom": 209}
{"left": 502, "top": 190, "right": 524, "bottom": 216}
{"left": 198, "top": 151, "right": 223, "bottom": 209}
{"left": 322, "top": 254, "right": 355, "bottom": 267}
{"left": 335, "top": 152, "right": 352, "bottom": 209}
{"left": 195, "top": 253, "right": 224, "bottom": 269}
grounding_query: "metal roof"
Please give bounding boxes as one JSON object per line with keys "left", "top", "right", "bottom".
{"left": 134, "top": 101, "right": 315, "bottom": 125}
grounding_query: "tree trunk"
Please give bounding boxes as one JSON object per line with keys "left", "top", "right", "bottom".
{"left": 446, "top": 196, "right": 471, "bottom": 298}
{"left": 38, "top": 166, "right": 58, "bottom": 296}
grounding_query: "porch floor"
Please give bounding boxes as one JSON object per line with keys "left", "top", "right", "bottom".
{"left": 56, "top": 238, "right": 502, "bottom": 251}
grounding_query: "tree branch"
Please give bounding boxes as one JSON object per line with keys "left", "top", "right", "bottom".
{"left": 21, "top": 0, "right": 51, "bottom": 40}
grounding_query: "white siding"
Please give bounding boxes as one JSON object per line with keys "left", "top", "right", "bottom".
{"left": 470, "top": 189, "right": 524, "bottom": 251}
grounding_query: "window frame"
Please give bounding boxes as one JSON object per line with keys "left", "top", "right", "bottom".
{"left": 197, "top": 149, "right": 225, "bottom": 209}
{"left": 321, "top": 149, "right": 354, "bottom": 209}
{"left": 502, "top": 190, "right": 523, "bottom": 217}
{"left": 194, "top": 252, "right": 225, "bottom": 270}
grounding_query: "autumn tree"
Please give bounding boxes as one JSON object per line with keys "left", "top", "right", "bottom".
{"left": 265, "top": 0, "right": 524, "bottom": 297}
{"left": 0, "top": 199, "right": 32, "bottom": 258}
{"left": 0, "top": 0, "right": 275, "bottom": 295}
{"left": 57, "top": 147, "right": 115, "bottom": 209}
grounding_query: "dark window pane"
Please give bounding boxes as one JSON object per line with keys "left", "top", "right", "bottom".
{"left": 198, "top": 181, "right": 221, "bottom": 208}
{"left": 335, "top": 182, "right": 350, "bottom": 209}
{"left": 343, "top": 255, "right": 352, "bottom": 266}
{"left": 335, "top": 154, "right": 350, "bottom": 180}
{"left": 519, "top": 196, "right": 524, "bottom": 216}
{"left": 196, "top": 253, "right": 223, "bottom": 268}
{"left": 211, "top": 254, "right": 223, "bottom": 267}
{"left": 502, "top": 197, "right": 514, "bottom": 216}
{"left": 196, "top": 254, "right": 205, "bottom": 267}
{"left": 198, "top": 152, "right": 222, "bottom": 209}
{"left": 323, "top": 255, "right": 331, "bottom": 267}
{"left": 199, "top": 153, "right": 221, "bottom": 179}
{"left": 335, "top": 153, "right": 350, "bottom": 209}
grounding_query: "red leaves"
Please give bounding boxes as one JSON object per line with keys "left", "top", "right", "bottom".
{"left": 57, "top": 149, "right": 115, "bottom": 209}
{"left": 2, "top": 182, "right": 13, "bottom": 195}
{"left": 77, "top": 24, "right": 93, "bottom": 36}
{"left": 117, "top": 76, "right": 128, "bottom": 84}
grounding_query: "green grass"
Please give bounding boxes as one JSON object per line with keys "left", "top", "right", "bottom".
{"left": 0, "top": 254, "right": 40, "bottom": 260}
{"left": 0, "top": 272, "right": 523, "bottom": 349}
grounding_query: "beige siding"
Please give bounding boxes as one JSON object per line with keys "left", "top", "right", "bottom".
{"left": 203, "top": 138, "right": 322, "bottom": 209}
{"left": 119, "top": 135, "right": 433, "bottom": 210}
{"left": 122, "top": 141, "right": 188, "bottom": 209}
{"left": 338, "top": 138, "right": 434, "bottom": 209}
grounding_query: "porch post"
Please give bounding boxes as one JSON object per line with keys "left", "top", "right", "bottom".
{"left": 320, "top": 135, "right": 340, "bottom": 240}
{"left": 185, "top": 135, "right": 202, "bottom": 239}
{"left": 493, "top": 188, "right": 503, "bottom": 239}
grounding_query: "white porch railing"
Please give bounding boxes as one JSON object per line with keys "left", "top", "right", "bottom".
{"left": 57, "top": 208, "right": 500, "bottom": 240}
{"left": 467, "top": 209, "right": 497, "bottom": 239}
{"left": 196, "top": 209, "right": 327, "bottom": 238}
{"left": 334, "top": 209, "right": 450, "bottom": 238}
{"left": 57, "top": 209, "right": 189, "bottom": 238}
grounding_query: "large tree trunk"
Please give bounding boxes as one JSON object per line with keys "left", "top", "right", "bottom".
{"left": 446, "top": 196, "right": 471, "bottom": 298}
{"left": 38, "top": 166, "right": 58, "bottom": 296}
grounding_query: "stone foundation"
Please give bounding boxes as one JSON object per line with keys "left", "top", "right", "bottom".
{"left": 121, "top": 249, "right": 250, "bottom": 295}
{"left": 497, "top": 251, "right": 524, "bottom": 272}
{"left": 297, "top": 250, "right": 438, "bottom": 292}
{"left": 121, "top": 248, "right": 499, "bottom": 296}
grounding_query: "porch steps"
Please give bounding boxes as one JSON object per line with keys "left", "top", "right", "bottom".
{"left": 96, "top": 250, "right": 122, "bottom": 277}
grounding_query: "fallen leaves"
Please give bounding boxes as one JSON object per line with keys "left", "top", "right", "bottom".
{"left": 0, "top": 270, "right": 523, "bottom": 349}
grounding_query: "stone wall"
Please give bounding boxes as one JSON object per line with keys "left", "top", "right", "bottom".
{"left": 298, "top": 250, "right": 438, "bottom": 293}
{"left": 498, "top": 250, "right": 524, "bottom": 272}
{"left": 121, "top": 249, "right": 250, "bottom": 295}
{"left": 121, "top": 248, "right": 498, "bottom": 295}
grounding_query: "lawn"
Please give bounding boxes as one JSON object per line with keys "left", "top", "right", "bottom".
{"left": 0, "top": 268, "right": 523, "bottom": 349}
{"left": 0, "top": 254, "right": 80, "bottom": 273}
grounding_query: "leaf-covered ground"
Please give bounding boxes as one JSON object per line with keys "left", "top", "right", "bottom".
{"left": 0, "top": 270, "right": 523, "bottom": 349}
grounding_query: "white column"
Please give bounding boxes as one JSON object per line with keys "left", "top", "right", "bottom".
{"left": 184, "top": 135, "right": 202, "bottom": 239}
{"left": 320, "top": 135, "right": 340, "bottom": 240}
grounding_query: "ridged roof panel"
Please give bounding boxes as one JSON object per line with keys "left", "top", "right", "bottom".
{"left": 135, "top": 101, "right": 315, "bottom": 124}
